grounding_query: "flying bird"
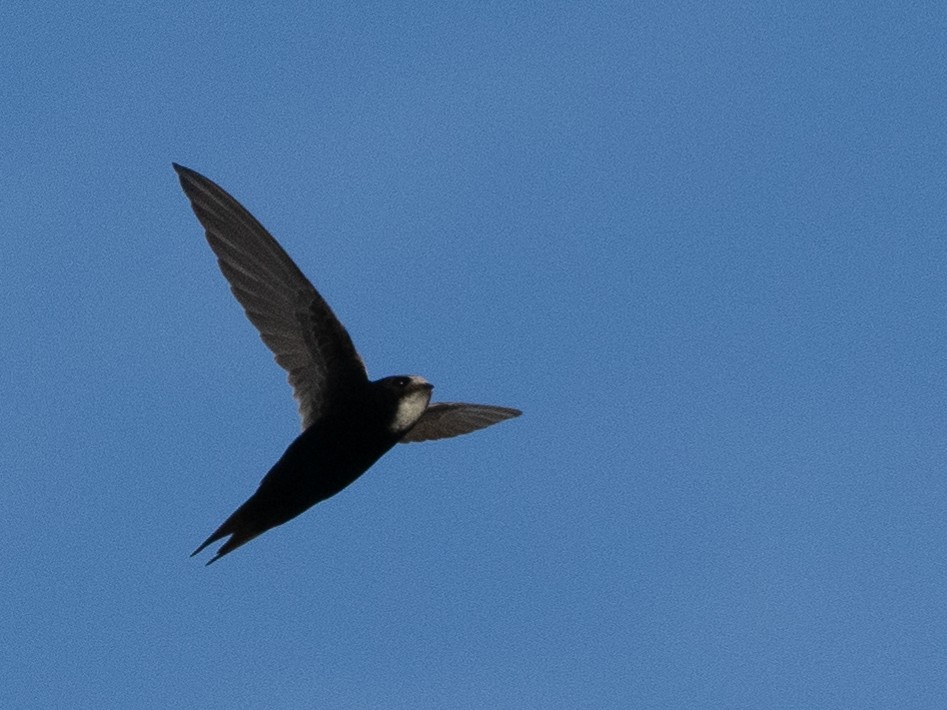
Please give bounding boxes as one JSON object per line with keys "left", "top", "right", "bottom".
{"left": 173, "top": 164, "right": 521, "bottom": 564}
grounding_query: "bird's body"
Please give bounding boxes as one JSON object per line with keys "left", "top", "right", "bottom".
{"left": 174, "top": 164, "right": 520, "bottom": 564}
{"left": 192, "top": 375, "right": 431, "bottom": 561}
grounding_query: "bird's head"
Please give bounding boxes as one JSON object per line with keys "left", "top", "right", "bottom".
{"left": 374, "top": 375, "right": 434, "bottom": 434}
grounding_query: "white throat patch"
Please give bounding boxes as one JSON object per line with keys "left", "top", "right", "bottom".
{"left": 390, "top": 388, "right": 432, "bottom": 433}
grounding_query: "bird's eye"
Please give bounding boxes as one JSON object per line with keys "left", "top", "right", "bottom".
{"left": 395, "top": 377, "right": 408, "bottom": 388}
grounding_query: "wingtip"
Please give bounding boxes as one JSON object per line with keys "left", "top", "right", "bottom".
{"left": 173, "top": 163, "right": 198, "bottom": 183}
{"left": 487, "top": 405, "right": 522, "bottom": 421}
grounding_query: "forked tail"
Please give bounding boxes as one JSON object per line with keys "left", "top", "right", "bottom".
{"left": 191, "top": 505, "right": 264, "bottom": 565}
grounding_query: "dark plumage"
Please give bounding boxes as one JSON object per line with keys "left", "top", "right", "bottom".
{"left": 174, "top": 164, "right": 521, "bottom": 564}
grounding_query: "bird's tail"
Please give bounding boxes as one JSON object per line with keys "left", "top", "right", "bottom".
{"left": 191, "top": 505, "right": 263, "bottom": 565}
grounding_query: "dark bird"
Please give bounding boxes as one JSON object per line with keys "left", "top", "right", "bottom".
{"left": 173, "top": 164, "right": 521, "bottom": 564}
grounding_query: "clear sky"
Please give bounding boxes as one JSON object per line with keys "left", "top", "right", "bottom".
{"left": 3, "top": 3, "right": 946, "bottom": 708}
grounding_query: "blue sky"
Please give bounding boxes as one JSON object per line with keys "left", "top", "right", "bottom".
{"left": 3, "top": 2, "right": 946, "bottom": 708}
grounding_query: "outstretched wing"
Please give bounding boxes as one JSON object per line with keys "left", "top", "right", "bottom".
{"left": 173, "top": 163, "right": 368, "bottom": 429}
{"left": 399, "top": 403, "right": 522, "bottom": 443}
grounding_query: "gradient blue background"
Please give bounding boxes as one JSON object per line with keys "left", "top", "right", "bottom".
{"left": 3, "top": 3, "right": 946, "bottom": 708}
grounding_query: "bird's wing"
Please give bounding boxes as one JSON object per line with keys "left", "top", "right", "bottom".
{"left": 399, "top": 403, "right": 522, "bottom": 443}
{"left": 173, "top": 163, "right": 367, "bottom": 429}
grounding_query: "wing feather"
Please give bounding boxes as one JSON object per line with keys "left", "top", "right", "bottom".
{"left": 400, "top": 403, "right": 522, "bottom": 443}
{"left": 173, "top": 163, "right": 367, "bottom": 429}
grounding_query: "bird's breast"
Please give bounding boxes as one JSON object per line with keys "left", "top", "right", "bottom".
{"left": 256, "top": 412, "right": 401, "bottom": 507}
